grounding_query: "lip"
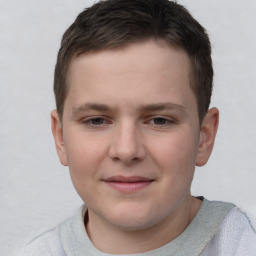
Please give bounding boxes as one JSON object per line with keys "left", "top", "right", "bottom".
{"left": 103, "top": 176, "right": 154, "bottom": 193}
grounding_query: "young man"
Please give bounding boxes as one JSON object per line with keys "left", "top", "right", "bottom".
{"left": 19, "top": 0, "right": 256, "bottom": 255}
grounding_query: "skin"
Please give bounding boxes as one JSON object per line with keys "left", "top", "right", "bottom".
{"left": 51, "top": 40, "right": 219, "bottom": 254}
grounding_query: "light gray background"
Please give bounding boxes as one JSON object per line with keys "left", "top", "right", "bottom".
{"left": 1, "top": 0, "right": 256, "bottom": 252}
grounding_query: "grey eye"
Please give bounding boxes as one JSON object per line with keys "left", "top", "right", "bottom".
{"left": 153, "top": 117, "right": 167, "bottom": 125}
{"left": 90, "top": 118, "right": 105, "bottom": 125}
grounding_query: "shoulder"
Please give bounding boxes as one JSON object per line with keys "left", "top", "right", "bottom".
{"left": 14, "top": 225, "right": 66, "bottom": 256}
{"left": 202, "top": 206, "right": 256, "bottom": 255}
{"left": 218, "top": 207, "right": 256, "bottom": 245}
{"left": 13, "top": 206, "right": 86, "bottom": 256}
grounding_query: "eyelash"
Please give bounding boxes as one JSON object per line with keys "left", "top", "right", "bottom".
{"left": 146, "top": 116, "right": 176, "bottom": 127}
{"left": 81, "top": 117, "right": 111, "bottom": 126}
{"left": 81, "top": 116, "right": 176, "bottom": 128}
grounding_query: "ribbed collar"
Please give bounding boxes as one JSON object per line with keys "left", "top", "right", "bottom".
{"left": 61, "top": 199, "right": 235, "bottom": 256}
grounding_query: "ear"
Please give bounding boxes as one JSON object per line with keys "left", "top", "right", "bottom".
{"left": 196, "top": 107, "right": 219, "bottom": 166}
{"left": 51, "top": 110, "right": 68, "bottom": 166}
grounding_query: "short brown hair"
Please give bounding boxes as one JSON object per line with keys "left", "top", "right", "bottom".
{"left": 54, "top": 0, "right": 213, "bottom": 123}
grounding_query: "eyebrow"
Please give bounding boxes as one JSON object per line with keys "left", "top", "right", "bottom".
{"left": 72, "top": 102, "right": 185, "bottom": 114}
{"left": 139, "top": 103, "right": 186, "bottom": 112}
{"left": 72, "top": 103, "right": 111, "bottom": 114}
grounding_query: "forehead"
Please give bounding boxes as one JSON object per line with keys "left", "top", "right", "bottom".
{"left": 70, "top": 39, "right": 189, "bottom": 71}
{"left": 65, "top": 40, "right": 195, "bottom": 111}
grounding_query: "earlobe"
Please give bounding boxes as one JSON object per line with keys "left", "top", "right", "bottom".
{"left": 196, "top": 107, "right": 219, "bottom": 166}
{"left": 51, "top": 110, "right": 68, "bottom": 166}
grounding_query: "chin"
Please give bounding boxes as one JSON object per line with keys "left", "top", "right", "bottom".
{"left": 112, "top": 217, "right": 155, "bottom": 231}
{"left": 105, "top": 206, "right": 162, "bottom": 231}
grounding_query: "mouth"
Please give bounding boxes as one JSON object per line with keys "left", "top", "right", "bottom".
{"left": 103, "top": 176, "right": 154, "bottom": 193}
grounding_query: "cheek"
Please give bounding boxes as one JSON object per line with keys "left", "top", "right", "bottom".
{"left": 64, "top": 133, "right": 107, "bottom": 188}
{"left": 149, "top": 130, "right": 199, "bottom": 175}
{"left": 66, "top": 144, "right": 102, "bottom": 203}
{"left": 65, "top": 129, "right": 106, "bottom": 164}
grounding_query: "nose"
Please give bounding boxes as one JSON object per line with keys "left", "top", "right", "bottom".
{"left": 108, "top": 121, "right": 146, "bottom": 164}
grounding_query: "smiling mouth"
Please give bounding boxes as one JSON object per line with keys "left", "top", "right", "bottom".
{"left": 103, "top": 176, "right": 154, "bottom": 193}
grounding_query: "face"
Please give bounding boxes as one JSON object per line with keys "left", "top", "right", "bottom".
{"left": 52, "top": 40, "right": 217, "bottom": 232}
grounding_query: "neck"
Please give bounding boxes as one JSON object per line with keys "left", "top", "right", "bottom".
{"left": 85, "top": 195, "right": 202, "bottom": 254}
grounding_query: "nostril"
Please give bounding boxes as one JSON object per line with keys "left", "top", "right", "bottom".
{"left": 112, "top": 156, "right": 120, "bottom": 162}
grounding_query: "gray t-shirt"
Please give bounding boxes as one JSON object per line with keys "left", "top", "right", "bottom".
{"left": 17, "top": 199, "right": 256, "bottom": 255}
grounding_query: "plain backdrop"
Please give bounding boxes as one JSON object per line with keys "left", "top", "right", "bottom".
{"left": 1, "top": 0, "right": 256, "bottom": 252}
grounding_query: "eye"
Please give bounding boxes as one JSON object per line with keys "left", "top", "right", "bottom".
{"left": 152, "top": 117, "right": 169, "bottom": 125}
{"left": 82, "top": 117, "right": 111, "bottom": 126}
{"left": 146, "top": 116, "right": 175, "bottom": 127}
{"left": 89, "top": 117, "right": 105, "bottom": 125}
